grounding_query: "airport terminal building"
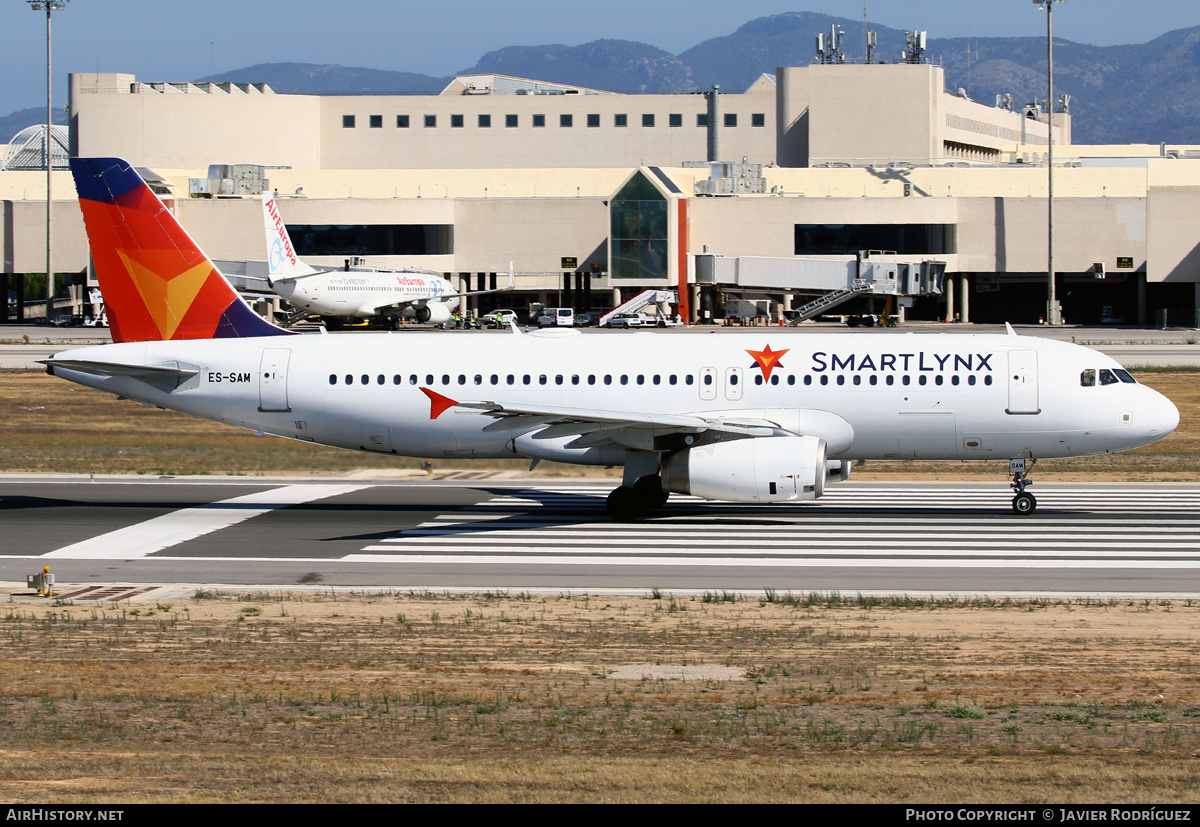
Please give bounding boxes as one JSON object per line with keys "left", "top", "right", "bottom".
{"left": 2, "top": 61, "right": 1199, "bottom": 326}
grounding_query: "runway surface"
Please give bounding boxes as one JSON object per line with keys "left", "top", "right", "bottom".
{"left": 2, "top": 477, "right": 1197, "bottom": 597}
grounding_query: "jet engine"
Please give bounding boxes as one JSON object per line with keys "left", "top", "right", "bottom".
{"left": 413, "top": 303, "right": 453, "bottom": 324}
{"left": 661, "top": 435, "right": 827, "bottom": 503}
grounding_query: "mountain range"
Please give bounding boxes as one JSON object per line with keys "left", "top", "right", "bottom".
{"left": 4, "top": 12, "right": 1199, "bottom": 147}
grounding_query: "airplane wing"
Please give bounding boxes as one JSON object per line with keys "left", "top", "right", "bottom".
{"left": 420, "top": 387, "right": 785, "bottom": 441}
{"left": 367, "top": 285, "right": 516, "bottom": 316}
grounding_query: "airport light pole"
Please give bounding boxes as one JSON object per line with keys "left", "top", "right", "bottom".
{"left": 1034, "top": 0, "right": 1064, "bottom": 325}
{"left": 28, "top": 0, "right": 69, "bottom": 325}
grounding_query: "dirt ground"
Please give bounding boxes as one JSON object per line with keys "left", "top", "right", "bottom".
{"left": 1, "top": 589, "right": 1198, "bottom": 803}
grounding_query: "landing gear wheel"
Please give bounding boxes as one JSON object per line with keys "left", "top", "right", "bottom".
{"left": 632, "top": 475, "right": 669, "bottom": 509}
{"left": 1011, "top": 492, "right": 1037, "bottom": 515}
{"left": 606, "top": 487, "right": 642, "bottom": 522}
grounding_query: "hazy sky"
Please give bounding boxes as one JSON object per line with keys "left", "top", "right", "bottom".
{"left": 4, "top": 0, "right": 1199, "bottom": 115}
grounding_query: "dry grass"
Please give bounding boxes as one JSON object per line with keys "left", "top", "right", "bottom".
{"left": 1, "top": 590, "right": 1198, "bottom": 803}
{"left": 2, "top": 371, "right": 1198, "bottom": 479}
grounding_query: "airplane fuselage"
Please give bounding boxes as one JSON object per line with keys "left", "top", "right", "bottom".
{"left": 272, "top": 272, "right": 457, "bottom": 319}
{"left": 49, "top": 330, "right": 1178, "bottom": 465}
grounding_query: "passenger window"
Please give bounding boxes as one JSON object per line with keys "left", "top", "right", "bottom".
{"left": 490, "top": 374, "right": 498, "bottom": 385}
{"left": 604, "top": 375, "right": 612, "bottom": 385}
{"left": 869, "top": 375, "right": 877, "bottom": 386}
{"left": 361, "top": 374, "right": 370, "bottom": 385}
{"left": 771, "top": 376, "right": 779, "bottom": 385}
{"left": 458, "top": 375, "right": 466, "bottom": 385}
{"left": 506, "top": 375, "right": 514, "bottom": 385}
{"left": 984, "top": 376, "right": 993, "bottom": 386}
{"left": 653, "top": 375, "right": 661, "bottom": 385}
{"left": 754, "top": 375, "right": 763, "bottom": 386}
{"left": 787, "top": 376, "right": 795, "bottom": 385}
{"left": 555, "top": 375, "right": 563, "bottom": 385}
{"left": 329, "top": 374, "right": 337, "bottom": 385}
{"left": 669, "top": 375, "right": 677, "bottom": 385}
{"left": 902, "top": 376, "right": 911, "bottom": 386}
{"left": 685, "top": 375, "right": 694, "bottom": 385}
{"left": 620, "top": 375, "right": 629, "bottom": 385}
{"left": 636, "top": 375, "right": 644, "bottom": 385}
{"left": 1081, "top": 369, "right": 1096, "bottom": 387}
{"left": 425, "top": 374, "right": 434, "bottom": 385}
{"left": 729, "top": 374, "right": 738, "bottom": 386}
{"left": 836, "top": 375, "right": 845, "bottom": 386}
{"left": 442, "top": 374, "right": 450, "bottom": 385}
{"left": 571, "top": 375, "right": 579, "bottom": 385}
{"left": 951, "top": 375, "right": 959, "bottom": 386}
{"left": 377, "top": 375, "right": 385, "bottom": 385}
{"left": 1099, "top": 369, "right": 1119, "bottom": 385}
{"left": 588, "top": 375, "right": 596, "bottom": 385}
{"left": 804, "top": 375, "right": 812, "bottom": 386}
{"left": 968, "top": 375, "right": 976, "bottom": 386}
{"left": 538, "top": 375, "right": 547, "bottom": 385}
{"left": 523, "top": 375, "right": 531, "bottom": 385}
{"left": 703, "top": 374, "right": 712, "bottom": 386}
{"left": 918, "top": 375, "right": 927, "bottom": 386}
{"left": 886, "top": 375, "right": 894, "bottom": 386}
{"left": 852, "top": 375, "right": 861, "bottom": 386}
{"left": 820, "top": 375, "right": 829, "bottom": 386}
{"left": 474, "top": 375, "right": 483, "bottom": 385}
{"left": 392, "top": 375, "right": 401, "bottom": 385}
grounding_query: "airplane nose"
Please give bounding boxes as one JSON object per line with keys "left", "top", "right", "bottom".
{"left": 1147, "top": 390, "right": 1180, "bottom": 440}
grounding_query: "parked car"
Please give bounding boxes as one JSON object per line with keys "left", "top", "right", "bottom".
{"left": 482, "top": 309, "right": 519, "bottom": 328}
{"left": 606, "top": 312, "right": 651, "bottom": 329}
{"left": 573, "top": 312, "right": 594, "bottom": 327}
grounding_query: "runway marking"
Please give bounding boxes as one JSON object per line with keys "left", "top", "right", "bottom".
{"left": 43, "top": 484, "right": 368, "bottom": 559}
{"left": 347, "top": 484, "right": 1200, "bottom": 570}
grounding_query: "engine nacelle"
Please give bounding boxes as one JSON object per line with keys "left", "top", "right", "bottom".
{"left": 412, "top": 303, "right": 452, "bottom": 324}
{"left": 661, "top": 436, "right": 827, "bottom": 503}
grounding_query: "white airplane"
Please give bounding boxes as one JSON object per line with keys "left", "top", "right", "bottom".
{"left": 260, "top": 190, "right": 513, "bottom": 328}
{"left": 49, "top": 158, "right": 1180, "bottom": 521}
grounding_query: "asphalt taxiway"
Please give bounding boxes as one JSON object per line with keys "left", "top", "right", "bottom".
{"left": 2, "top": 476, "right": 1197, "bottom": 598}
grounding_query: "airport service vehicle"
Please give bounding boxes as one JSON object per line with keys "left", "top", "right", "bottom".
{"left": 259, "top": 190, "right": 512, "bottom": 328}
{"left": 46, "top": 158, "right": 1180, "bottom": 521}
{"left": 537, "top": 308, "right": 575, "bottom": 327}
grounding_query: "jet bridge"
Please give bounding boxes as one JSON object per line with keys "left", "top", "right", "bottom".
{"left": 693, "top": 253, "right": 944, "bottom": 322}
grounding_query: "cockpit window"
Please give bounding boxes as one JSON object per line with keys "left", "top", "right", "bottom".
{"left": 1080, "top": 369, "right": 1096, "bottom": 387}
{"left": 1114, "top": 369, "right": 1137, "bottom": 384}
{"left": 1099, "top": 369, "right": 1119, "bottom": 385}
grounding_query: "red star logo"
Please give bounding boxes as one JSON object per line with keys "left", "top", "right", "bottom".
{"left": 746, "top": 344, "right": 789, "bottom": 382}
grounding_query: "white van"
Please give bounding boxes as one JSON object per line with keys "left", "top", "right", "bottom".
{"left": 537, "top": 308, "right": 575, "bottom": 327}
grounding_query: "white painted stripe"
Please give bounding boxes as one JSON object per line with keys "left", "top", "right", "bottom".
{"left": 360, "top": 542, "right": 1195, "bottom": 554}
{"left": 45, "top": 484, "right": 368, "bottom": 559}
{"left": 342, "top": 553, "right": 1200, "bottom": 569}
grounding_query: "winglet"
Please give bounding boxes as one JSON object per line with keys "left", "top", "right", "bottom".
{"left": 1005, "top": 322, "right": 1017, "bottom": 336}
{"left": 420, "top": 387, "right": 458, "bottom": 419}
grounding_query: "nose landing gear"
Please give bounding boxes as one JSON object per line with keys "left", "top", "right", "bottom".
{"left": 1009, "top": 457, "right": 1036, "bottom": 515}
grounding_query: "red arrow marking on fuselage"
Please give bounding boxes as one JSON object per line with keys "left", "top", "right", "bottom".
{"left": 420, "top": 387, "right": 458, "bottom": 419}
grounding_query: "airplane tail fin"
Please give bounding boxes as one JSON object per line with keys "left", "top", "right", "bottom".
{"left": 69, "top": 157, "right": 291, "bottom": 343}
{"left": 262, "top": 190, "right": 318, "bottom": 279}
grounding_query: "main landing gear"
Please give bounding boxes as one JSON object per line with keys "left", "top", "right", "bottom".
{"left": 1009, "top": 457, "right": 1036, "bottom": 515}
{"left": 606, "top": 475, "right": 669, "bottom": 522}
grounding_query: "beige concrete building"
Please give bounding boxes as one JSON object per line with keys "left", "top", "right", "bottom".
{"left": 2, "top": 63, "right": 1199, "bottom": 326}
